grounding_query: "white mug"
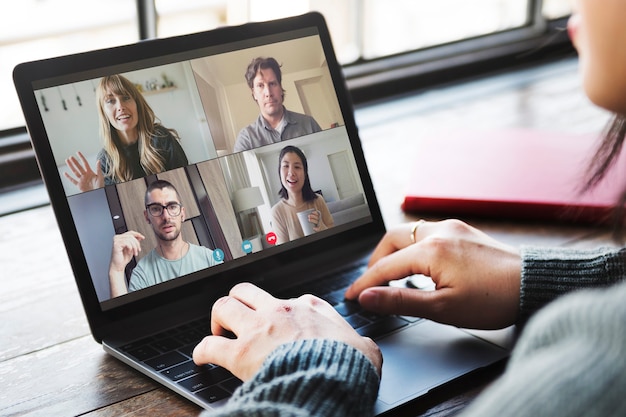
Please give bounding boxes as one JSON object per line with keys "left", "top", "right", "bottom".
{"left": 296, "top": 208, "right": 320, "bottom": 236}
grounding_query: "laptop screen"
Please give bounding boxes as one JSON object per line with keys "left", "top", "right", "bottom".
{"left": 17, "top": 17, "right": 381, "bottom": 313}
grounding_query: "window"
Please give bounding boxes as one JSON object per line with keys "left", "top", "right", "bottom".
{"left": 2, "top": 1, "right": 572, "bottom": 132}
{"left": 155, "top": 1, "right": 572, "bottom": 64}
{"left": 2, "top": 0, "right": 138, "bottom": 131}
{"left": 543, "top": 0, "right": 573, "bottom": 19}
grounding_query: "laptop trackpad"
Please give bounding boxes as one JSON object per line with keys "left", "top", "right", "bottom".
{"left": 376, "top": 320, "right": 507, "bottom": 407}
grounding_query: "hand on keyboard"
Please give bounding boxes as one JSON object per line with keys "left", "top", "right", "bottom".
{"left": 192, "top": 282, "right": 383, "bottom": 381}
{"left": 345, "top": 219, "right": 521, "bottom": 330}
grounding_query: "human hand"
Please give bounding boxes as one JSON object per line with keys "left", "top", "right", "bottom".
{"left": 309, "top": 209, "right": 322, "bottom": 231}
{"left": 64, "top": 151, "right": 105, "bottom": 192}
{"left": 109, "top": 230, "right": 145, "bottom": 273}
{"left": 345, "top": 219, "right": 521, "bottom": 329}
{"left": 193, "top": 282, "right": 382, "bottom": 381}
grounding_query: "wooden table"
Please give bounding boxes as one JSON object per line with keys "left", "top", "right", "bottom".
{"left": 0, "top": 188, "right": 613, "bottom": 417}
{"left": 0, "top": 58, "right": 615, "bottom": 416}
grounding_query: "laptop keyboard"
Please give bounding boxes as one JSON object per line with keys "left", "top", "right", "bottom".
{"left": 119, "top": 316, "right": 242, "bottom": 403}
{"left": 119, "top": 262, "right": 418, "bottom": 405}
{"left": 292, "top": 263, "right": 419, "bottom": 339}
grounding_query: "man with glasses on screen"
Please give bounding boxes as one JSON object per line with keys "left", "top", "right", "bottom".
{"left": 108, "top": 179, "right": 221, "bottom": 297}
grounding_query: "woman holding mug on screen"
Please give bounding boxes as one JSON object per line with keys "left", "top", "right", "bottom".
{"left": 270, "top": 145, "right": 334, "bottom": 244}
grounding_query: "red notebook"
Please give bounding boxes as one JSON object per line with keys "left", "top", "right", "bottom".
{"left": 402, "top": 129, "right": 626, "bottom": 225}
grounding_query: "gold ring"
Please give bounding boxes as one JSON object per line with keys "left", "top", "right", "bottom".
{"left": 410, "top": 220, "right": 425, "bottom": 244}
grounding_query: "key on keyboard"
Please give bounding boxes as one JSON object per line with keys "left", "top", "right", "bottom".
{"left": 120, "top": 316, "right": 242, "bottom": 403}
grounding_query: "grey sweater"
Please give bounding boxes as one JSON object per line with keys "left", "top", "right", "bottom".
{"left": 206, "top": 339, "right": 380, "bottom": 416}
{"left": 204, "top": 246, "right": 626, "bottom": 417}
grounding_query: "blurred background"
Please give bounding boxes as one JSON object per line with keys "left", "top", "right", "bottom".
{"left": 1, "top": 0, "right": 576, "bottom": 204}
{"left": 2, "top": 0, "right": 572, "bottom": 131}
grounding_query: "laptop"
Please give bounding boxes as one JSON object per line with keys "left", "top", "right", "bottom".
{"left": 13, "top": 12, "right": 508, "bottom": 415}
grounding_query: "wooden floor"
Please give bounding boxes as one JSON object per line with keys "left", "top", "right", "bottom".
{"left": 0, "top": 56, "right": 617, "bottom": 417}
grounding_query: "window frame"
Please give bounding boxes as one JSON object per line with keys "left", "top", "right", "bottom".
{"left": 344, "top": 1, "right": 573, "bottom": 103}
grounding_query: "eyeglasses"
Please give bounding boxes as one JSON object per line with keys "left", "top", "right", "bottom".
{"left": 146, "top": 202, "right": 182, "bottom": 217}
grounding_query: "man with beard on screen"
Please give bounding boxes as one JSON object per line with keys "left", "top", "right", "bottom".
{"left": 108, "top": 179, "right": 221, "bottom": 296}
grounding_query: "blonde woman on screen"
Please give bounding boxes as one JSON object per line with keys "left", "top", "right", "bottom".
{"left": 64, "top": 74, "right": 188, "bottom": 192}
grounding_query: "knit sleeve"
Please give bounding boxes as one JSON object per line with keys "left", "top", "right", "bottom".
{"left": 204, "top": 339, "right": 380, "bottom": 417}
{"left": 518, "top": 245, "right": 626, "bottom": 325}
{"left": 460, "top": 280, "right": 626, "bottom": 417}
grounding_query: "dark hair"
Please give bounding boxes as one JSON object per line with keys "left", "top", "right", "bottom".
{"left": 144, "top": 179, "right": 181, "bottom": 206}
{"left": 278, "top": 145, "right": 317, "bottom": 202}
{"left": 582, "top": 114, "right": 626, "bottom": 239}
{"left": 245, "top": 57, "right": 286, "bottom": 95}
